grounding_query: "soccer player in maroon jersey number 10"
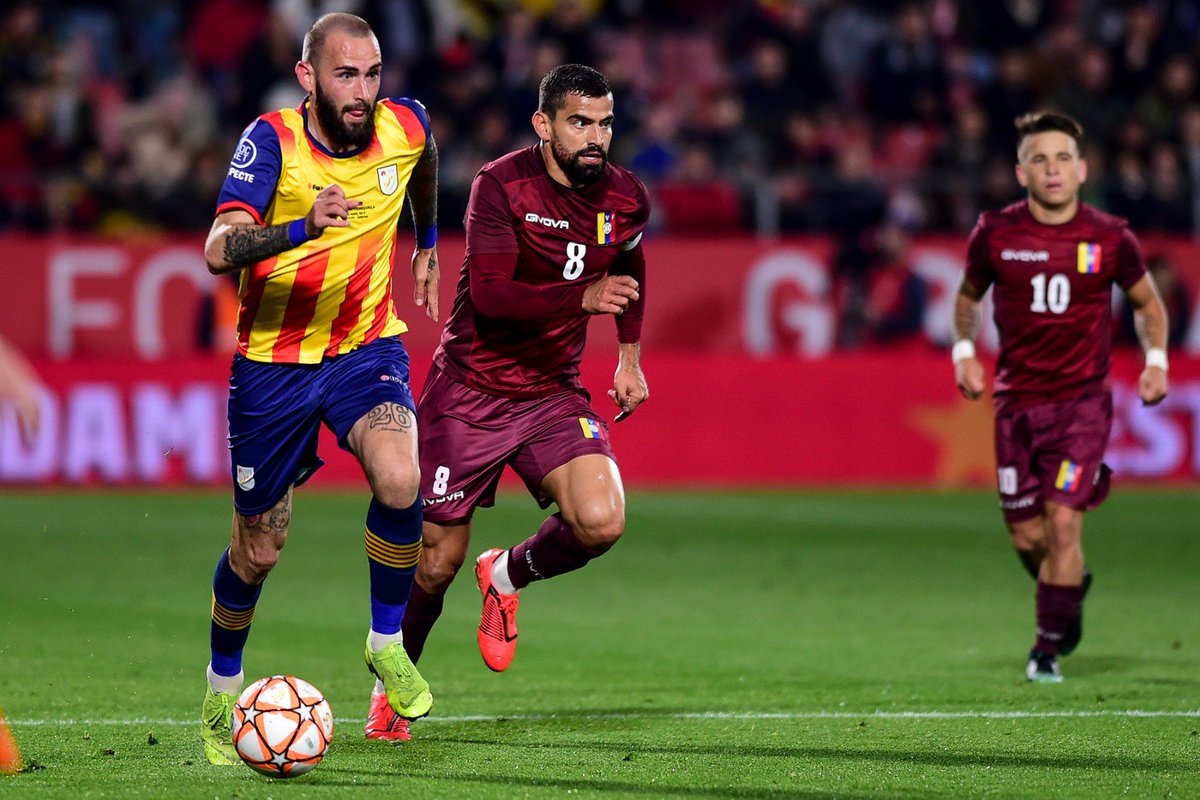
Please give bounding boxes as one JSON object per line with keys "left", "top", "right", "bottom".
{"left": 951, "top": 111, "right": 1169, "bottom": 683}
{"left": 377, "top": 64, "right": 652, "bottom": 740}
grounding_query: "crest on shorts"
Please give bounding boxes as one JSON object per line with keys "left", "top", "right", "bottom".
{"left": 578, "top": 417, "right": 607, "bottom": 440}
{"left": 378, "top": 164, "right": 399, "bottom": 196}
{"left": 1055, "top": 459, "right": 1083, "bottom": 492}
{"left": 236, "top": 465, "right": 256, "bottom": 491}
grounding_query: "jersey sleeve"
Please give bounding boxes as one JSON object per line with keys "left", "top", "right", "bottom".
{"left": 469, "top": 252, "right": 588, "bottom": 319}
{"left": 612, "top": 238, "right": 646, "bottom": 343}
{"left": 621, "top": 173, "right": 653, "bottom": 251}
{"left": 214, "top": 118, "right": 282, "bottom": 224}
{"left": 387, "top": 97, "right": 431, "bottom": 139}
{"left": 1114, "top": 227, "right": 1148, "bottom": 290}
{"left": 963, "top": 215, "right": 995, "bottom": 292}
{"left": 465, "top": 171, "right": 519, "bottom": 255}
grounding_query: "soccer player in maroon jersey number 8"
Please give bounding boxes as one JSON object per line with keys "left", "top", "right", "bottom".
{"left": 951, "top": 112, "right": 1169, "bottom": 683}
{"left": 373, "top": 64, "right": 651, "bottom": 739}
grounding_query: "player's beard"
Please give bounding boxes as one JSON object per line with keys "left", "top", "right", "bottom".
{"left": 312, "top": 82, "right": 375, "bottom": 151}
{"left": 550, "top": 136, "right": 607, "bottom": 186}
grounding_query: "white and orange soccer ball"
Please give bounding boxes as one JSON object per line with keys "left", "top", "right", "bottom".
{"left": 232, "top": 675, "right": 334, "bottom": 778}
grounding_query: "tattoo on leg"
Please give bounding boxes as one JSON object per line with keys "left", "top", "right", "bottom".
{"left": 242, "top": 498, "right": 291, "bottom": 534}
{"left": 367, "top": 402, "right": 414, "bottom": 433}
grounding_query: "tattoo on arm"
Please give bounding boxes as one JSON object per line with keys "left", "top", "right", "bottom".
{"left": 1134, "top": 307, "right": 1166, "bottom": 352}
{"left": 952, "top": 293, "right": 981, "bottom": 342}
{"left": 223, "top": 223, "right": 295, "bottom": 267}
{"left": 408, "top": 135, "right": 438, "bottom": 230}
{"left": 367, "top": 402, "right": 415, "bottom": 433}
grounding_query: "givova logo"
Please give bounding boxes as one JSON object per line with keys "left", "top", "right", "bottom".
{"left": 1000, "top": 249, "right": 1049, "bottom": 262}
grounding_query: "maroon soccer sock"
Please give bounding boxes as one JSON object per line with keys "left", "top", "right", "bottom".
{"left": 1034, "top": 581, "right": 1084, "bottom": 655}
{"left": 506, "top": 513, "right": 605, "bottom": 590}
{"left": 399, "top": 581, "right": 444, "bottom": 664}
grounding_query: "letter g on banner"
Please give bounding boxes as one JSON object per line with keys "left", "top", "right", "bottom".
{"left": 743, "top": 249, "right": 834, "bottom": 357}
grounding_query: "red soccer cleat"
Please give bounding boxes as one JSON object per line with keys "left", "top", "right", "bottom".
{"left": 364, "top": 690, "right": 411, "bottom": 741}
{"left": 475, "top": 548, "right": 520, "bottom": 672}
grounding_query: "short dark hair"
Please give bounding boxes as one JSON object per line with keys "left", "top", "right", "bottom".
{"left": 538, "top": 64, "right": 611, "bottom": 117}
{"left": 1014, "top": 111, "right": 1084, "bottom": 154}
{"left": 302, "top": 12, "right": 376, "bottom": 64}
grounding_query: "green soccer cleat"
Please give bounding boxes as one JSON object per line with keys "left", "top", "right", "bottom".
{"left": 200, "top": 685, "right": 239, "bottom": 766}
{"left": 364, "top": 636, "right": 433, "bottom": 720}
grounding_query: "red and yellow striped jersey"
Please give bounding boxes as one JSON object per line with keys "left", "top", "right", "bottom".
{"left": 215, "top": 97, "right": 429, "bottom": 363}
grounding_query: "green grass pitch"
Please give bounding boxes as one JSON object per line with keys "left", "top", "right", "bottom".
{"left": 1, "top": 489, "right": 1197, "bottom": 798}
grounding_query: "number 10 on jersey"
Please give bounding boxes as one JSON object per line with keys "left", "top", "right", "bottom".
{"left": 1030, "top": 272, "right": 1070, "bottom": 314}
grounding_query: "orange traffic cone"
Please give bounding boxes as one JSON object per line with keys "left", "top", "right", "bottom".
{"left": 0, "top": 707, "right": 22, "bottom": 774}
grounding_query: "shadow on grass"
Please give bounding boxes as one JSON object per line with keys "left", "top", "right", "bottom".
{"left": 323, "top": 769, "right": 884, "bottom": 799}
{"left": 422, "top": 732, "right": 1195, "bottom": 774}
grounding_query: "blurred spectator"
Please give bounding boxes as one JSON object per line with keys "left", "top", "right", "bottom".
{"left": 977, "top": 49, "right": 1038, "bottom": 154}
{"left": 929, "top": 103, "right": 990, "bottom": 230}
{"left": 1181, "top": 104, "right": 1200, "bottom": 234}
{"left": 864, "top": 2, "right": 949, "bottom": 126}
{"left": 1143, "top": 144, "right": 1194, "bottom": 233}
{"left": 1135, "top": 54, "right": 1197, "bottom": 139}
{"left": 959, "top": 0, "right": 1055, "bottom": 54}
{"left": 1109, "top": 3, "right": 1166, "bottom": 102}
{"left": 1054, "top": 45, "right": 1126, "bottom": 146}
{"left": 861, "top": 217, "right": 929, "bottom": 345}
{"left": 653, "top": 142, "right": 743, "bottom": 233}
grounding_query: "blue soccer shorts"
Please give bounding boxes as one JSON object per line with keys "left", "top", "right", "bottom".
{"left": 226, "top": 336, "right": 415, "bottom": 515}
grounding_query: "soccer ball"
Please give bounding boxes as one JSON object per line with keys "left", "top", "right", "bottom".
{"left": 232, "top": 675, "right": 334, "bottom": 778}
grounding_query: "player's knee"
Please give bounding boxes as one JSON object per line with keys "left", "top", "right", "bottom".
{"left": 418, "top": 551, "right": 465, "bottom": 594}
{"left": 564, "top": 502, "right": 625, "bottom": 551}
{"left": 1045, "top": 507, "right": 1082, "bottom": 552}
{"left": 1008, "top": 525, "right": 1043, "bottom": 554}
{"left": 370, "top": 468, "right": 420, "bottom": 510}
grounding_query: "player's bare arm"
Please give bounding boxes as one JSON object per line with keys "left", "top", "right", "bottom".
{"left": 583, "top": 275, "right": 639, "bottom": 315}
{"left": 608, "top": 341, "right": 648, "bottom": 423}
{"left": 951, "top": 278, "right": 987, "bottom": 400}
{"left": 0, "top": 335, "right": 42, "bottom": 443}
{"left": 1125, "top": 273, "right": 1170, "bottom": 406}
{"left": 205, "top": 186, "right": 361, "bottom": 274}
{"left": 408, "top": 134, "right": 440, "bottom": 321}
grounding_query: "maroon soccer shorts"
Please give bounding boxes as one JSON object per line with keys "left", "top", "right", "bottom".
{"left": 993, "top": 391, "right": 1113, "bottom": 524}
{"left": 417, "top": 366, "right": 617, "bottom": 523}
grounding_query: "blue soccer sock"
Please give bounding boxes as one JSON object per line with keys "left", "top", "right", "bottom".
{"left": 210, "top": 548, "right": 263, "bottom": 678}
{"left": 365, "top": 497, "right": 423, "bottom": 636}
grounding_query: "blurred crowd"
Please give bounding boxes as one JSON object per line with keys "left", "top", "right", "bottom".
{"left": 1, "top": 0, "right": 1196, "bottom": 347}
{"left": 3, "top": 0, "right": 1199, "bottom": 238}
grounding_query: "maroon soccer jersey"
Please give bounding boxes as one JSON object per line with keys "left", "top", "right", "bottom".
{"left": 964, "top": 202, "right": 1146, "bottom": 408}
{"left": 434, "top": 145, "right": 651, "bottom": 399}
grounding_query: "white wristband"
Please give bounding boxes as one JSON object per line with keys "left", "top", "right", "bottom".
{"left": 951, "top": 340, "right": 976, "bottom": 364}
{"left": 1145, "top": 347, "right": 1168, "bottom": 371}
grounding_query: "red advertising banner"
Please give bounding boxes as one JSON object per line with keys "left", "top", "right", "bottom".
{"left": 3, "top": 351, "right": 1197, "bottom": 488}
{"left": 3, "top": 233, "right": 1199, "bottom": 361}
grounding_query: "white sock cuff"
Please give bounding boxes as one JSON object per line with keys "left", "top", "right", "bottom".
{"left": 368, "top": 629, "right": 404, "bottom": 652}
{"left": 206, "top": 664, "right": 244, "bottom": 695}
{"left": 492, "top": 550, "right": 518, "bottom": 595}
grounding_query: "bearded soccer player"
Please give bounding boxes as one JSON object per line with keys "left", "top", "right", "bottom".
{"left": 952, "top": 112, "right": 1169, "bottom": 683}
{"left": 198, "top": 13, "right": 441, "bottom": 762}
{"left": 373, "top": 64, "right": 650, "bottom": 740}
